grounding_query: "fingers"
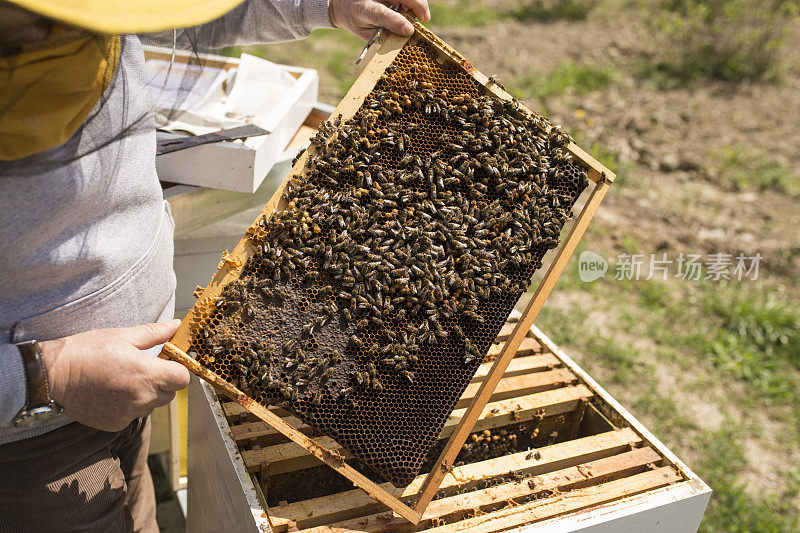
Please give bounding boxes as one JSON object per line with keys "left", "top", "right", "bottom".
{"left": 152, "top": 358, "right": 191, "bottom": 392}
{"left": 154, "top": 389, "right": 177, "bottom": 407}
{"left": 354, "top": 26, "right": 377, "bottom": 41}
{"left": 365, "top": 2, "right": 414, "bottom": 36}
{"left": 398, "top": 0, "right": 430, "bottom": 23}
{"left": 125, "top": 319, "right": 182, "bottom": 349}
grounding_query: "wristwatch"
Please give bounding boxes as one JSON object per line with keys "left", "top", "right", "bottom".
{"left": 12, "top": 340, "right": 63, "bottom": 427}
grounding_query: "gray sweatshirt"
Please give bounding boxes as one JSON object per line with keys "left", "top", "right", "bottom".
{"left": 0, "top": 0, "right": 334, "bottom": 444}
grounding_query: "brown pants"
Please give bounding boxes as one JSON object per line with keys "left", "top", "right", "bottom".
{"left": 0, "top": 418, "right": 158, "bottom": 533}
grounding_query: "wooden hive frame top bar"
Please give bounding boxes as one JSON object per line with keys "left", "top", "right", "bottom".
{"left": 161, "top": 21, "right": 614, "bottom": 523}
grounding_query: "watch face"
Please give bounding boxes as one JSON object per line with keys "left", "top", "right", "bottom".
{"left": 14, "top": 406, "right": 62, "bottom": 428}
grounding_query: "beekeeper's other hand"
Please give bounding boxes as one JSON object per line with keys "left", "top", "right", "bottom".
{"left": 39, "top": 320, "right": 190, "bottom": 432}
{"left": 329, "top": 0, "right": 431, "bottom": 41}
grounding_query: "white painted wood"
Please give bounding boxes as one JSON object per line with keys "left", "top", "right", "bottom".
{"left": 529, "top": 325, "right": 711, "bottom": 491}
{"left": 519, "top": 481, "right": 711, "bottom": 533}
{"left": 184, "top": 311, "right": 710, "bottom": 532}
{"left": 186, "top": 377, "right": 270, "bottom": 533}
{"left": 145, "top": 46, "right": 319, "bottom": 193}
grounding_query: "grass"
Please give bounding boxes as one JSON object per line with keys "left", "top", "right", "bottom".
{"left": 629, "top": 276, "right": 800, "bottom": 404}
{"left": 428, "top": 0, "right": 598, "bottom": 28}
{"left": 711, "top": 145, "right": 800, "bottom": 198}
{"left": 697, "top": 283, "right": 800, "bottom": 400}
{"left": 512, "top": 61, "right": 619, "bottom": 101}
{"left": 534, "top": 242, "right": 800, "bottom": 530}
{"left": 640, "top": 0, "right": 798, "bottom": 85}
{"left": 696, "top": 423, "right": 800, "bottom": 533}
{"left": 428, "top": 0, "right": 502, "bottom": 27}
{"left": 504, "top": 0, "right": 599, "bottom": 23}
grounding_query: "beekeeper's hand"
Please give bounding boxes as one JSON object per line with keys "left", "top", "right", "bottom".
{"left": 39, "top": 319, "right": 190, "bottom": 432}
{"left": 329, "top": 0, "right": 431, "bottom": 41}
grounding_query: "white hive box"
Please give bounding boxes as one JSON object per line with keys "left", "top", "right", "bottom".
{"left": 185, "top": 310, "right": 711, "bottom": 533}
{"left": 167, "top": 105, "right": 334, "bottom": 317}
{"left": 145, "top": 46, "right": 318, "bottom": 193}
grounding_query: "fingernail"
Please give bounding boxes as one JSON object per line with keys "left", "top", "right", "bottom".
{"left": 402, "top": 22, "right": 414, "bottom": 36}
{"left": 167, "top": 319, "right": 182, "bottom": 327}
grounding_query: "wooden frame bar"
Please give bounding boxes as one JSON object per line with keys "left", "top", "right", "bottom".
{"left": 162, "top": 343, "right": 422, "bottom": 523}
{"left": 162, "top": 21, "right": 614, "bottom": 523}
{"left": 412, "top": 179, "right": 611, "bottom": 512}
{"left": 310, "top": 448, "right": 665, "bottom": 532}
{"left": 266, "top": 428, "right": 642, "bottom": 531}
{"left": 185, "top": 316, "right": 710, "bottom": 532}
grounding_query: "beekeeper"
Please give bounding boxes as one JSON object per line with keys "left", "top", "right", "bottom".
{"left": 0, "top": 0, "right": 429, "bottom": 530}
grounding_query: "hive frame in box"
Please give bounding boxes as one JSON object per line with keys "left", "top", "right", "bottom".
{"left": 161, "top": 22, "right": 615, "bottom": 524}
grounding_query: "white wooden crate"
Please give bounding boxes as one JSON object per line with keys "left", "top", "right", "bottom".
{"left": 145, "top": 46, "right": 318, "bottom": 193}
{"left": 186, "top": 317, "right": 710, "bottom": 533}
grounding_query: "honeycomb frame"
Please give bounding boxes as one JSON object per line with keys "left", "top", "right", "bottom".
{"left": 162, "top": 22, "right": 615, "bottom": 523}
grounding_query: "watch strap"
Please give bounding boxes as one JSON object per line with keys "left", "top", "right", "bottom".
{"left": 16, "top": 340, "right": 51, "bottom": 409}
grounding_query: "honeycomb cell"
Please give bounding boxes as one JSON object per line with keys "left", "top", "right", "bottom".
{"left": 184, "top": 36, "right": 588, "bottom": 487}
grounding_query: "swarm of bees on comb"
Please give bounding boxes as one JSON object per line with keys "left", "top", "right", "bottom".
{"left": 188, "top": 43, "right": 588, "bottom": 486}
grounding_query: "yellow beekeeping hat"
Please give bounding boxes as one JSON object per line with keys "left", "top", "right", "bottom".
{"left": 5, "top": 0, "right": 246, "bottom": 33}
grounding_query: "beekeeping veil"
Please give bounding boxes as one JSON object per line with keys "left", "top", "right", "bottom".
{"left": 0, "top": 0, "right": 247, "bottom": 168}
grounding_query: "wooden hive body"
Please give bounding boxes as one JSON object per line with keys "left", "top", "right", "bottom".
{"left": 185, "top": 312, "right": 711, "bottom": 532}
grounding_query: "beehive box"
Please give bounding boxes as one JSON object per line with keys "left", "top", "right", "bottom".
{"left": 185, "top": 310, "right": 710, "bottom": 532}
{"left": 144, "top": 46, "right": 319, "bottom": 193}
{"left": 163, "top": 21, "right": 618, "bottom": 517}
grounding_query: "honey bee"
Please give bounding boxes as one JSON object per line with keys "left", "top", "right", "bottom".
{"left": 349, "top": 334, "right": 363, "bottom": 349}
{"left": 310, "top": 392, "right": 322, "bottom": 407}
{"left": 201, "top": 70, "right": 588, "bottom": 418}
{"left": 338, "top": 386, "right": 353, "bottom": 400}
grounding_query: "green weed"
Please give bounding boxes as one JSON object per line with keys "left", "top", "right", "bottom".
{"left": 642, "top": 0, "right": 798, "bottom": 85}
{"left": 513, "top": 61, "right": 619, "bottom": 101}
{"left": 697, "top": 283, "right": 800, "bottom": 399}
{"left": 637, "top": 280, "right": 800, "bottom": 404}
{"left": 428, "top": 0, "right": 597, "bottom": 27}
{"left": 533, "top": 305, "right": 587, "bottom": 346}
{"left": 631, "top": 394, "right": 696, "bottom": 442}
{"left": 507, "top": 0, "right": 599, "bottom": 22}
{"left": 712, "top": 145, "right": 800, "bottom": 198}
{"left": 428, "top": 0, "right": 501, "bottom": 27}
{"left": 589, "top": 336, "right": 649, "bottom": 384}
{"left": 696, "top": 423, "right": 800, "bottom": 532}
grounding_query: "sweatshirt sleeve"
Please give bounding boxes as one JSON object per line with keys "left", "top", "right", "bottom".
{"left": 0, "top": 344, "right": 25, "bottom": 427}
{"left": 141, "top": 0, "right": 336, "bottom": 49}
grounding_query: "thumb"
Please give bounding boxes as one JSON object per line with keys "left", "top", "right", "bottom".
{"left": 364, "top": 3, "right": 414, "bottom": 37}
{"left": 125, "top": 319, "right": 182, "bottom": 350}
{"left": 151, "top": 357, "right": 192, "bottom": 392}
